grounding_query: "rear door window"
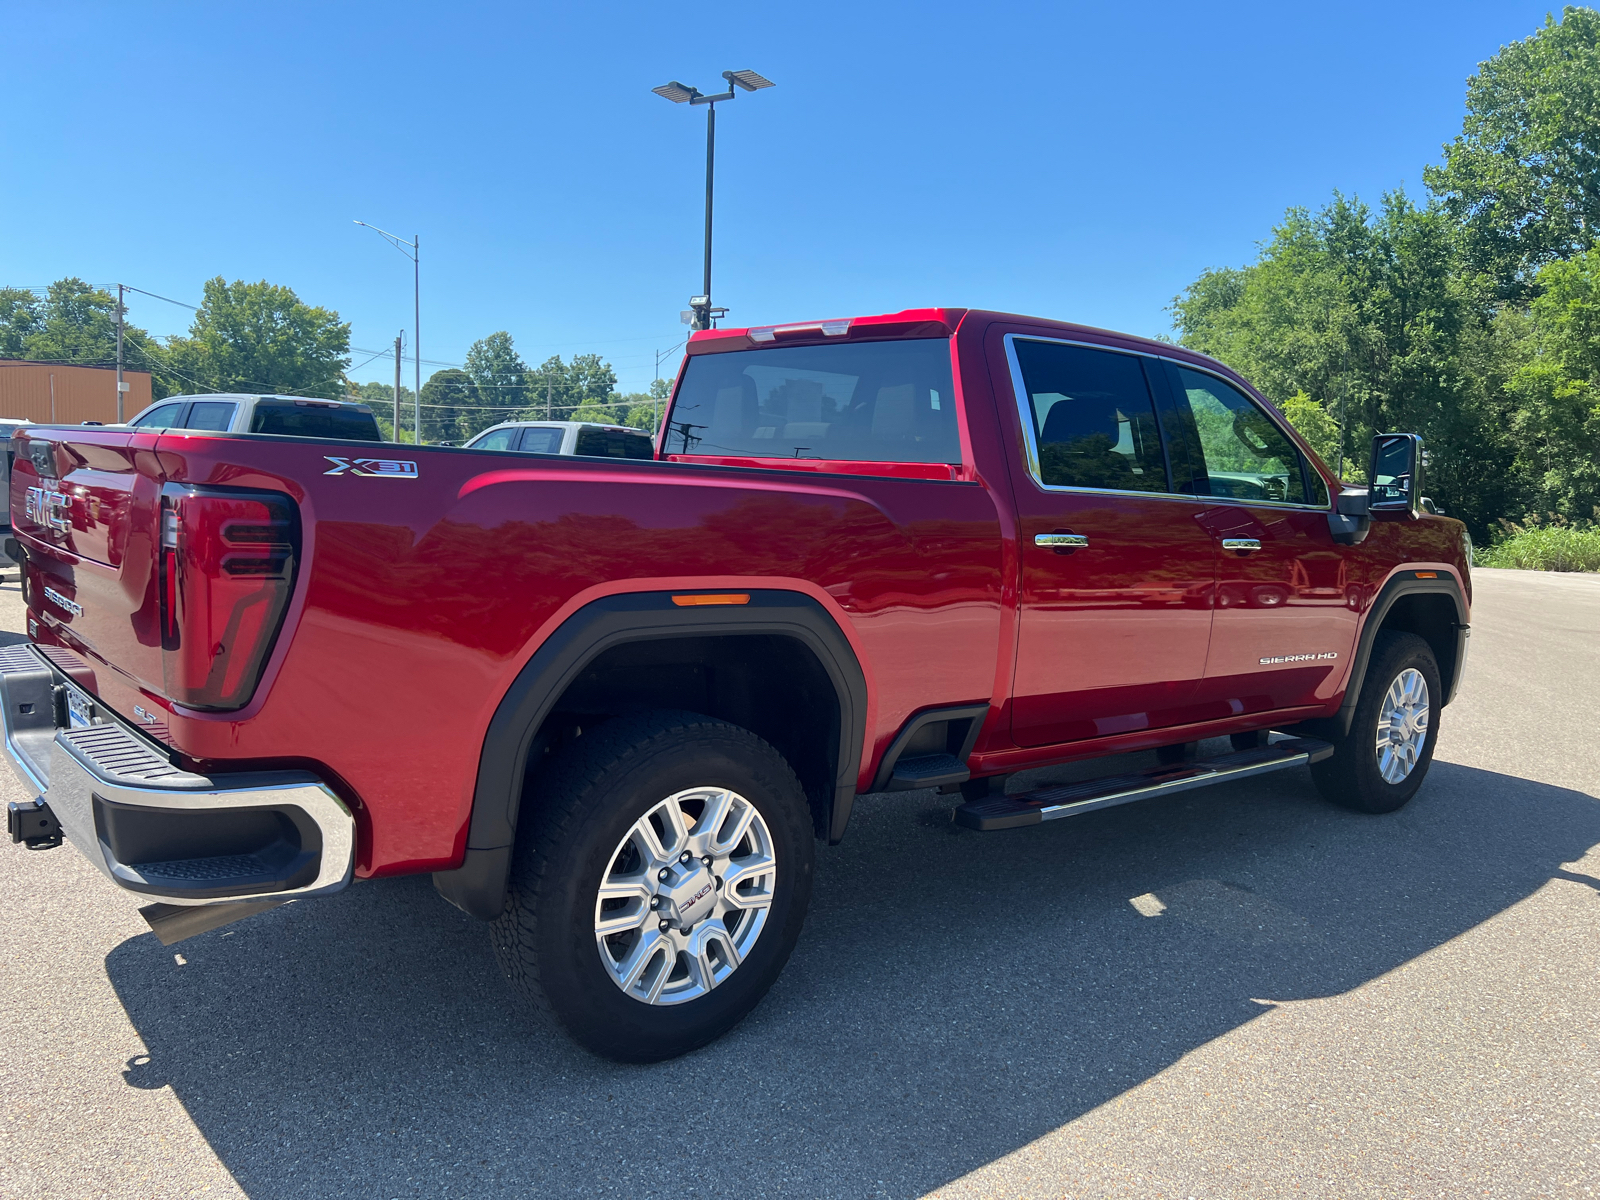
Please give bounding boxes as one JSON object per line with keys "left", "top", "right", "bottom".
{"left": 668, "top": 338, "right": 959, "bottom": 464}
{"left": 518, "top": 427, "right": 566, "bottom": 454}
{"left": 573, "top": 427, "right": 654, "bottom": 459}
{"left": 1164, "top": 365, "right": 1309, "bottom": 504}
{"left": 248, "top": 401, "right": 382, "bottom": 441}
{"left": 180, "top": 401, "right": 237, "bottom": 432}
{"left": 1011, "top": 340, "right": 1168, "bottom": 493}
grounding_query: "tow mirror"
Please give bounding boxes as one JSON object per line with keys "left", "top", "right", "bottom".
{"left": 1369, "top": 433, "right": 1422, "bottom": 515}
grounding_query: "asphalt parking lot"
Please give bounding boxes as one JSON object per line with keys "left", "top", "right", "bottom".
{"left": 0, "top": 567, "right": 1595, "bottom": 1199}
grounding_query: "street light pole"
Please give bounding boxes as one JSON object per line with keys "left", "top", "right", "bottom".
{"left": 653, "top": 70, "right": 774, "bottom": 331}
{"left": 115, "top": 284, "right": 125, "bottom": 422}
{"left": 394, "top": 333, "right": 403, "bottom": 441}
{"left": 355, "top": 220, "right": 422, "bottom": 443}
{"left": 702, "top": 103, "right": 715, "bottom": 320}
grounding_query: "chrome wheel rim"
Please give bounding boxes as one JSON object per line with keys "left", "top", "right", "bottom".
{"left": 1375, "top": 667, "right": 1429, "bottom": 784}
{"left": 594, "top": 786, "right": 777, "bottom": 1006}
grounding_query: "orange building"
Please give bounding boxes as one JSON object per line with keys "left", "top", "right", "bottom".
{"left": 0, "top": 360, "right": 154, "bottom": 425}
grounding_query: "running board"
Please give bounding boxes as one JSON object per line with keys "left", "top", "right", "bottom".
{"left": 953, "top": 737, "right": 1335, "bottom": 831}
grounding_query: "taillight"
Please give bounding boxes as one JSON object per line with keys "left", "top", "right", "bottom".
{"left": 159, "top": 484, "right": 299, "bottom": 711}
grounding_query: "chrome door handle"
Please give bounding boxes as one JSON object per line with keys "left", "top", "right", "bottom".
{"left": 1035, "top": 533, "right": 1089, "bottom": 549}
{"left": 1221, "top": 538, "right": 1262, "bottom": 552}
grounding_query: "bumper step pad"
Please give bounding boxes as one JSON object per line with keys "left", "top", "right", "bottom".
{"left": 954, "top": 737, "right": 1335, "bottom": 831}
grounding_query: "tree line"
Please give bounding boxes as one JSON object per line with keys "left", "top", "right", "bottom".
{"left": 1175, "top": 6, "right": 1600, "bottom": 542}
{"left": 0, "top": 278, "right": 662, "bottom": 442}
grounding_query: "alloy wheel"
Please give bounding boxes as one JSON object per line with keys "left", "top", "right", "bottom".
{"left": 593, "top": 786, "right": 777, "bottom": 1006}
{"left": 1374, "top": 667, "right": 1430, "bottom": 784}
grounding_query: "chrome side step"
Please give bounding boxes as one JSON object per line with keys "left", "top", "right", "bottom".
{"left": 953, "top": 737, "right": 1334, "bottom": 831}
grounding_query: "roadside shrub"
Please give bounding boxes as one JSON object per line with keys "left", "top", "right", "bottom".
{"left": 1478, "top": 513, "right": 1600, "bottom": 572}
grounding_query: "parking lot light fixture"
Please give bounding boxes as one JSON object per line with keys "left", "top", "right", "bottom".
{"left": 653, "top": 69, "right": 775, "bottom": 331}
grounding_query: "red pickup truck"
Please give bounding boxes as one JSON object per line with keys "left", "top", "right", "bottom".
{"left": 2, "top": 308, "right": 1470, "bottom": 1062}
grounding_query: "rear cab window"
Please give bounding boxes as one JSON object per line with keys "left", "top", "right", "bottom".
{"left": 248, "top": 401, "right": 382, "bottom": 441}
{"left": 666, "top": 338, "right": 961, "bottom": 477}
{"left": 574, "top": 427, "right": 653, "bottom": 459}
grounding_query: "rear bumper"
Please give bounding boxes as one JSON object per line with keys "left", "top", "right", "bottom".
{"left": 0, "top": 643, "right": 353, "bottom": 906}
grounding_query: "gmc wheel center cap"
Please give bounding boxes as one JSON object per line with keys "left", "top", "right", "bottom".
{"left": 663, "top": 865, "right": 717, "bottom": 927}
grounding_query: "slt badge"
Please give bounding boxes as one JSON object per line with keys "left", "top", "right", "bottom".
{"left": 323, "top": 457, "right": 418, "bottom": 479}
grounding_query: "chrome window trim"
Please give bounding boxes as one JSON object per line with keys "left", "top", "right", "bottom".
{"left": 1001, "top": 333, "right": 1335, "bottom": 513}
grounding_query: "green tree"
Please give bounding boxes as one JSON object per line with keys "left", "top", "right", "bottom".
{"left": 1172, "top": 192, "right": 1515, "bottom": 533}
{"left": 164, "top": 277, "right": 350, "bottom": 399}
{"left": 0, "top": 287, "right": 41, "bottom": 358}
{"left": 1283, "top": 391, "right": 1344, "bottom": 473}
{"left": 649, "top": 376, "right": 672, "bottom": 400}
{"left": 525, "top": 353, "right": 620, "bottom": 421}
{"left": 1501, "top": 249, "right": 1600, "bottom": 518}
{"left": 462, "top": 331, "right": 528, "bottom": 440}
{"left": 0, "top": 279, "right": 175, "bottom": 397}
{"left": 1425, "top": 7, "right": 1600, "bottom": 294}
{"left": 418, "top": 369, "right": 477, "bottom": 444}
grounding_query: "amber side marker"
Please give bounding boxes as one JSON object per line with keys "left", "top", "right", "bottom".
{"left": 671, "top": 593, "right": 751, "bottom": 607}
{"left": 1414, "top": 571, "right": 1439, "bottom": 579}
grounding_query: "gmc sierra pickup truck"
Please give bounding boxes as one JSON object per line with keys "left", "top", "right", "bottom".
{"left": 1, "top": 308, "right": 1470, "bottom": 1062}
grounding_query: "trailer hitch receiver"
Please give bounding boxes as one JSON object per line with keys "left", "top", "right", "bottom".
{"left": 8, "top": 798, "right": 63, "bottom": 850}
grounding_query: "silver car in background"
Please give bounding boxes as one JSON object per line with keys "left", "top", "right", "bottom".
{"left": 463, "top": 420, "right": 655, "bottom": 459}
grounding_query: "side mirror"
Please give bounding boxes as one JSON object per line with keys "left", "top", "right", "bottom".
{"left": 1369, "top": 433, "right": 1422, "bottom": 515}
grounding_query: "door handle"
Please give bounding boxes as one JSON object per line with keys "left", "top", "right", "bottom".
{"left": 1221, "top": 538, "right": 1262, "bottom": 553}
{"left": 1035, "top": 533, "right": 1089, "bottom": 549}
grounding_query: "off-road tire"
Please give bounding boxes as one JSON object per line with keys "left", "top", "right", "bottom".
{"left": 490, "top": 710, "right": 814, "bottom": 1062}
{"left": 1311, "top": 631, "right": 1441, "bottom": 814}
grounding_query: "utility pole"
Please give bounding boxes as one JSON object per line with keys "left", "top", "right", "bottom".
{"left": 354, "top": 221, "right": 421, "bottom": 442}
{"left": 115, "top": 284, "right": 126, "bottom": 422}
{"left": 394, "top": 333, "right": 404, "bottom": 442}
{"left": 419, "top": 235, "right": 425, "bottom": 448}
{"left": 546, "top": 375, "right": 553, "bottom": 421}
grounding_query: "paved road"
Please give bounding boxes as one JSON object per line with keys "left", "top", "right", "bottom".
{"left": 0, "top": 568, "right": 1595, "bottom": 1199}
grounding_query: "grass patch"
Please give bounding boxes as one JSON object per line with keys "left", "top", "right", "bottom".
{"left": 1478, "top": 525, "right": 1600, "bottom": 572}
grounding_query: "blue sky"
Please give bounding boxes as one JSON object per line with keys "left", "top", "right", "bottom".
{"left": 2, "top": 1, "right": 1557, "bottom": 393}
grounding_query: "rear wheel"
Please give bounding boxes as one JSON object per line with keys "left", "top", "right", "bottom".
{"left": 1311, "top": 631, "right": 1440, "bottom": 813}
{"left": 491, "top": 710, "right": 814, "bottom": 1062}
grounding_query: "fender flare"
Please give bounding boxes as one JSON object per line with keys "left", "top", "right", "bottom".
{"left": 1334, "top": 571, "right": 1468, "bottom": 736}
{"left": 433, "top": 589, "right": 868, "bottom": 920}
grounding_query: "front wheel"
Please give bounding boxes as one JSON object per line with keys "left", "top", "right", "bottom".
{"left": 491, "top": 710, "right": 814, "bottom": 1062}
{"left": 1311, "top": 631, "right": 1440, "bottom": 813}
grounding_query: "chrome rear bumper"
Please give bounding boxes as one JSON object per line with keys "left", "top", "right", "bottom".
{"left": 0, "top": 644, "right": 352, "bottom": 906}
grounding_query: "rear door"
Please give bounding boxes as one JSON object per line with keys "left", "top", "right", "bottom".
{"left": 1157, "top": 361, "right": 1355, "bottom": 714}
{"left": 1003, "top": 334, "right": 1219, "bottom": 747}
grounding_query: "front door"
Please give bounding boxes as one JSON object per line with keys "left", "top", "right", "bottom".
{"left": 1157, "top": 361, "right": 1358, "bottom": 714}
{"left": 1005, "top": 336, "right": 1218, "bottom": 748}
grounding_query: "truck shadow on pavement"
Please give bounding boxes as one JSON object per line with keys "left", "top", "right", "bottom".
{"left": 105, "top": 759, "right": 1599, "bottom": 1200}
